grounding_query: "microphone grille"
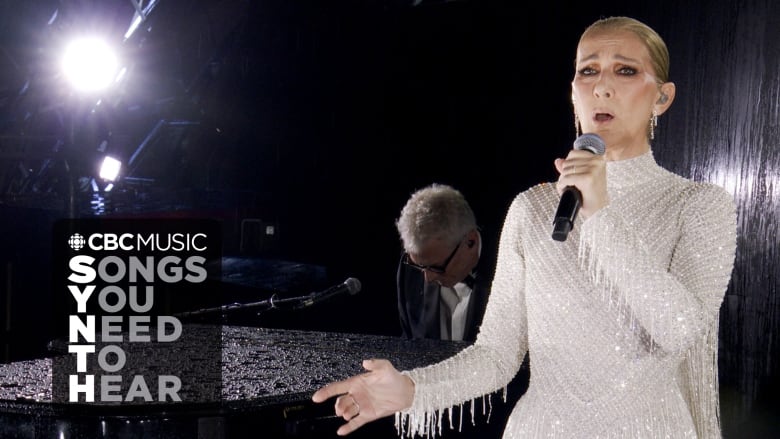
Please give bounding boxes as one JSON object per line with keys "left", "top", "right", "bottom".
{"left": 574, "top": 133, "right": 606, "bottom": 155}
{"left": 345, "top": 277, "right": 362, "bottom": 295}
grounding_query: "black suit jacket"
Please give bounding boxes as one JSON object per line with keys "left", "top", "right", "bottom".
{"left": 396, "top": 239, "right": 495, "bottom": 342}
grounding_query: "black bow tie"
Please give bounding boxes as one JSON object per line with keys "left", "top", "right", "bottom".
{"left": 463, "top": 272, "right": 477, "bottom": 289}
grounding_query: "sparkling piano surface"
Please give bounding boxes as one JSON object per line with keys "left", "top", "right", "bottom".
{"left": 0, "top": 325, "right": 468, "bottom": 438}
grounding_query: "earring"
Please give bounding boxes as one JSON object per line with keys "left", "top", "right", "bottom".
{"left": 574, "top": 111, "right": 581, "bottom": 137}
{"left": 572, "top": 97, "right": 581, "bottom": 138}
{"left": 650, "top": 109, "right": 658, "bottom": 140}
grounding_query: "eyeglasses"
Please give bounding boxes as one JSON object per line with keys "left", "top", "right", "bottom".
{"left": 402, "top": 239, "right": 463, "bottom": 274}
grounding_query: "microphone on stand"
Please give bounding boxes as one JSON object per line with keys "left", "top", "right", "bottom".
{"left": 551, "top": 133, "right": 606, "bottom": 242}
{"left": 174, "top": 295, "right": 294, "bottom": 320}
{"left": 295, "top": 277, "right": 362, "bottom": 309}
{"left": 175, "top": 278, "right": 362, "bottom": 321}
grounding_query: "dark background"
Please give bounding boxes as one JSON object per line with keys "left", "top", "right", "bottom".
{"left": 0, "top": 0, "right": 777, "bottom": 437}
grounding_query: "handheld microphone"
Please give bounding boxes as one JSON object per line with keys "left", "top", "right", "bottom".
{"left": 295, "top": 277, "right": 362, "bottom": 309}
{"left": 551, "top": 133, "right": 606, "bottom": 242}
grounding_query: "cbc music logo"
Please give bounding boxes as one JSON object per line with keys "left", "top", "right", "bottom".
{"left": 67, "top": 232, "right": 208, "bottom": 253}
{"left": 68, "top": 233, "right": 86, "bottom": 251}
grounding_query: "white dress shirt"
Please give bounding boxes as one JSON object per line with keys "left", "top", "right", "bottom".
{"left": 439, "top": 282, "right": 472, "bottom": 341}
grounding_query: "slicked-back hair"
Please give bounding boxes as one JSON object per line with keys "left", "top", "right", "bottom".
{"left": 579, "top": 16, "right": 670, "bottom": 84}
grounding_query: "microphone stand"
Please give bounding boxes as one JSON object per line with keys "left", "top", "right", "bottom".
{"left": 174, "top": 294, "right": 310, "bottom": 321}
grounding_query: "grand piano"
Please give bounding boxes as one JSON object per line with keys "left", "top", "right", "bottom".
{"left": 0, "top": 325, "right": 469, "bottom": 439}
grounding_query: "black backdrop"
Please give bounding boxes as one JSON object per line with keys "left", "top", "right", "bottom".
{"left": 0, "top": 0, "right": 777, "bottom": 436}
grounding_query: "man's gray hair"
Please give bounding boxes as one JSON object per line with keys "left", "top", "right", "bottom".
{"left": 395, "top": 184, "right": 476, "bottom": 254}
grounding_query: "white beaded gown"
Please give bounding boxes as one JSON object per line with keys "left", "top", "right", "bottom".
{"left": 396, "top": 151, "right": 737, "bottom": 438}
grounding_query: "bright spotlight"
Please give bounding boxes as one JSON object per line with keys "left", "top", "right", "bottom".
{"left": 61, "top": 38, "right": 119, "bottom": 92}
{"left": 99, "top": 156, "right": 122, "bottom": 182}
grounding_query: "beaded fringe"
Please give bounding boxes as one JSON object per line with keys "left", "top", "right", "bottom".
{"left": 395, "top": 389, "right": 504, "bottom": 438}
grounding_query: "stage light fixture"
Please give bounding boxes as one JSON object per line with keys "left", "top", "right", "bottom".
{"left": 99, "top": 156, "right": 122, "bottom": 182}
{"left": 61, "top": 38, "right": 120, "bottom": 92}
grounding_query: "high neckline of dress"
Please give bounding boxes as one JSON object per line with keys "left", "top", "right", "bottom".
{"left": 606, "top": 149, "right": 665, "bottom": 193}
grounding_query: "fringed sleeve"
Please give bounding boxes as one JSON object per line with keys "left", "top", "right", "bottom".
{"left": 578, "top": 182, "right": 736, "bottom": 354}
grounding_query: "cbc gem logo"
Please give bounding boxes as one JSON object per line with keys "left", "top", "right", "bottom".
{"left": 68, "top": 233, "right": 86, "bottom": 251}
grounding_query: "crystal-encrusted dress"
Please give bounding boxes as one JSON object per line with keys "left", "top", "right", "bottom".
{"left": 396, "top": 151, "right": 736, "bottom": 438}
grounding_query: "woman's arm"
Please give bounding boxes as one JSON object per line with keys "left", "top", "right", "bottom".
{"left": 578, "top": 183, "right": 737, "bottom": 354}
